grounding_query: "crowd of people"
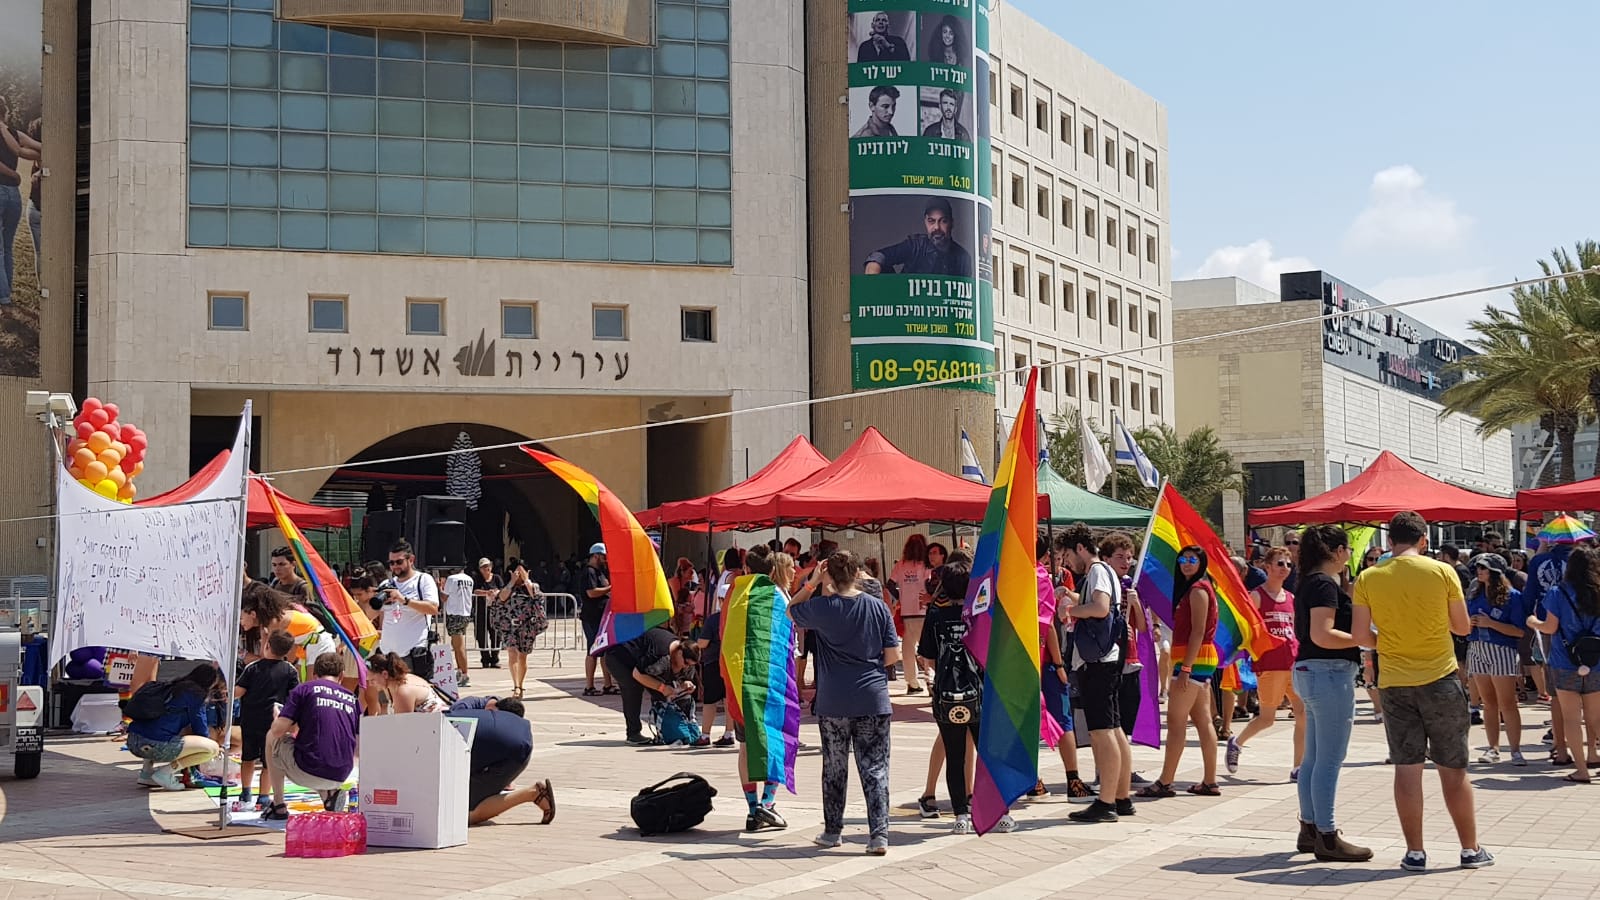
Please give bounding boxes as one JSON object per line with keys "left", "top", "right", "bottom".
{"left": 107, "top": 507, "right": 1600, "bottom": 871}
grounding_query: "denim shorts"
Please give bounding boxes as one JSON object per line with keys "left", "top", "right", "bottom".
{"left": 1552, "top": 667, "right": 1600, "bottom": 694}
{"left": 126, "top": 732, "right": 185, "bottom": 763}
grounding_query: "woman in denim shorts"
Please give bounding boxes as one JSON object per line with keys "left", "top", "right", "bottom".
{"left": 1527, "top": 545, "right": 1600, "bottom": 784}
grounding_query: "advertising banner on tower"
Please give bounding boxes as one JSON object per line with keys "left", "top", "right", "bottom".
{"left": 0, "top": 0, "right": 43, "bottom": 378}
{"left": 847, "top": 0, "right": 994, "bottom": 393}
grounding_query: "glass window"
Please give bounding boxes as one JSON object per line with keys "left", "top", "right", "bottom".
{"left": 230, "top": 50, "right": 277, "bottom": 89}
{"left": 191, "top": 9, "right": 230, "bottom": 46}
{"left": 695, "top": 46, "right": 729, "bottom": 79}
{"left": 228, "top": 209, "right": 277, "bottom": 247}
{"left": 377, "top": 30, "right": 424, "bottom": 60}
{"left": 406, "top": 298, "right": 444, "bottom": 334}
{"left": 378, "top": 59, "right": 424, "bottom": 97}
{"left": 473, "top": 67, "right": 518, "bottom": 104}
{"left": 592, "top": 305, "right": 627, "bottom": 340}
{"left": 656, "top": 42, "right": 696, "bottom": 77}
{"left": 190, "top": 49, "right": 228, "bottom": 85}
{"left": 190, "top": 209, "right": 228, "bottom": 245}
{"left": 376, "top": 98, "right": 424, "bottom": 136}
{"left": 610, "top": 76, "right": 652, "bottom": 112}
{"left": 696, "top": 82, "right": 730, "bottom": 116}
{"left": 501, "top": 302, "right": 537, "bottom": 338}
{"left": 376, "top": 138, "right": 424, "bottom": 175}
{"left": 310, "top": 296, "right": 347, "bottom": 332}
{"left": 281, "top": 212, "right": 328, "bottom": 249}
{"left": 426, "top": 218, "right": 472, "bottom": 256}
{"left": 471, "top": 180, "right": 517, "bottom": 219}
{"left": 426, "top": 33, "right": 472, "bottom": 63}
{"left": 654, "top": 189, "right": 696, "bottom": 226}
{"left": 697, "top": 8, "right": 730, "bottom": 41}
{"left": 698, "top": 156, "right": 731, "bottom": 189}
{"left": 191, "top": 88, "right": 228, "bottom": 125}
{"left": 230, "top": 11, "right": 274, "bottom": 48}
{"left": 564, "top": 186, "right": 608, "bottom": 222}
{"left": 281, "top": 93, "right": 328, "bottom": 131}
{"left": 519, "top": 222, "right": 562, "bottom": 258}
{"left": 328, "top": 28, "right": 376, "bottom": 57}
{"left": 653, "top": 153, "right": 697, "bottom": 188}
{"left": 330, "top": 135, "right": 376, "bottom": 172}
{"left": 281, "top": 133, "right": 328, "bottom": 170}
{"left": 609, "top": 114, "right": 652, "bottom": 150}
{"left": 329, "top": 174, "right": 376, "bottom": 211}
{"left": 208, "top": 294, "right": 248, "bottom": 330}
{"left": 329, "top": 213, "right": 377, "bottom": 252}
{"left": 655, "top": 228, "right": 697, "bottom": 263}
{"left": 279, "top": 172, "right": 328, "bottom": 209}
{"left": 472, "top": 143, "right": 517, "bottom": 181}
{"left": 424, "top": 179, "right": 472, "bottom": 217}
{"left": 191, "top": 128, "right": 229, "bottom": 165}
{"left": 654, "top": 116, "right": 695, "bottom": 151}
{"left": 519, "top": 108, "right": 562, "bottom": 144}
{"left": 230, "top": 130, "right": 277, "bottom": 167}
{"left": 229, "top": 169, "right": 277, "bottom": 207}
{"left": 424, "top": 140, "right": 472, "bottom": 177}
{"left": 425, "top": 63, "right": 471, "bottom": 101}
{"left": 230, "top": 90, "right": 277, "bottom": 128}
{"left": 518, "top": 146, "right": 562, "bottom": 182}
{"left": 565, "top": 111, "right": 609, "bottom": 148}
{"left": 565, "top": 149, "right": 608, "bottom": 184}
{"left": 681, "top": 307, "right": 714, "bottom": 342}
{"left": 329, "top": 97, "right": 376, "bottom": 133}
{"left": 327, "top": 56, "right": 376, "bottom": 95}
{"left": 377, "top": 176, "right": 424, "bottom": 214}
{"left": 190, "top": 167, "right": 228, "bottom": 205}
{"left": 472, "top": 36, "right": 516, "bottom": 66}
{"left": 610, "top": 226, "right": 653, "bottom": 261}
{"left": 659, "top": 4, "right": 697, "bottom": 40}
{"left": 565, "top": 224, "right": 608, "bottom": 259}
{"left": 564, "top": 45, "right": 608, "bottom": 72}
{"left": 609, "top": 188, "right": 651, "bottom": 224}
{"left": 697, "top": 192, "right": 731, "bottom": 227}
{"left": 518, "top": 184, "right": 560, "bottom": 220}
{"left": 565, "top": 73, "right": 608, "bottom": 110}
{"left": 518, "top": 70, "right": 562, "bottom": 106}
{"left": 519, "top": 41, "right": 561, "bottom": 68}
{"left": 697, "top": 119, "right": 730, "bottom": 153}
{"left": 610, "top": 47, "right": 653, "bottom": 75}
{"left": 475, "top": 221, "right": 517, "bottom": 257}
{"left": 279, "top": 21, "right": 327, "bottom": 54}
{"left": 424, "top": 102, "right": 470, "bottom": 139}
{"left": 698, "top": 230, "right": 732, "bottom": 264}
{"left": 654, "top": 79, "right": 696, "bottom": 115}
{"left": 281, "top": 54, "right": 328, "bottom": 92}
{"left": 462, "top": 0, "right": 494, "bottom": 24}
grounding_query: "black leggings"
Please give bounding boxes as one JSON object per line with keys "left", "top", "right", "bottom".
{"left": 1119, "top": 668, "right": 1142, "bottom": 737}
{"left": 603, "top": 653, "right": 649, "bottom": 739}
{"left": 937, "top": 719, "right": 979, "bottom": 815}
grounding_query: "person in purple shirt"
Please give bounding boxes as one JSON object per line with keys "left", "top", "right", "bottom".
{"left": 264, "top": 652, "right": 359, "bottom": 819}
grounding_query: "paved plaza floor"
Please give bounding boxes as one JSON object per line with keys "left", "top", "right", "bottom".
{"left": 5, "top": 655, "right": 1600, "bottom": 899}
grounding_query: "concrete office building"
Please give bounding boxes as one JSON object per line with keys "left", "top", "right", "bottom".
{"left": 3, "top": 0, "right": 807, "bottom": 572}
{"left": 1173, "top": 272, "right": 1514, "bottom": 544}
{"left": 1512, "top": 420, "right": 1598, "bottom": 489}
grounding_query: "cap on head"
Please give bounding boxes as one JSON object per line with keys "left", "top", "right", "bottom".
{"left": 478, "top": 557, "right": 493, "bottom": 568}
{"left": 1471, "top": 552, "right": 1508, "bottom": 574}
{"left": 589, "top": 542, "right": 607, "bottom": 557}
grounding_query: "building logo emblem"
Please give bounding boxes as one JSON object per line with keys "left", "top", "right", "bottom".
{"left": 454, "top": 330, "right": 497, "bottom": 377}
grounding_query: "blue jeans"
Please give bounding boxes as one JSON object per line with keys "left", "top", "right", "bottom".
{"left": 1292, "top": 658, "right": 1357, "bottom": 832}
{"left": 0, "top": 184, "right": 20, "bottom": 303}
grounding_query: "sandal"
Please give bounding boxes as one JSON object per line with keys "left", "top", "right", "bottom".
{"left": 1552, "top": 752, "right": 1575, "bottom": 766}
{"left": 262, "top": 802, "right": 289, "bottom": 821}
{"left": 534, "top": 779, "right": 556, "bottom": 824}
{"left": 1563, "top": 772, "right": 1592, "bottom": 784}
{"left": 512, "top": 686, "right": 524, "bottom": 699}
{"left": 582, "top": 687, "right": 601, "bottom": 697}
{"left": 1187, "top": 782, "right": 1222, "bottom": 796}
{"left": 603, "top": 685, "right": 621, "bottom": 695}
{"left": 1135, "top": 780, "right": 1176, "bottom": 799}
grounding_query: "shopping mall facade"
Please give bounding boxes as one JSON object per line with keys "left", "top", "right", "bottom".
{"left": 0, "top": 0, "right": 1170, "bottom": 573}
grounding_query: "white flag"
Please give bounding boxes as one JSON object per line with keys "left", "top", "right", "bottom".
{"left": 1080, "top": 410, "right": 1113, "bottom": 492}
{"left": 1113, "top": 413, "right": 1161, "bottom": 489}
{"left": 959, "top": 429, "right": 987, "bottom": 484}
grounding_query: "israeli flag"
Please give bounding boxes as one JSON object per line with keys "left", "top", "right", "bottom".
{"left": 959, "top": 429, "right": 988, "bottom": 484}
{"left": 1113, "top": 413, "right": 1161, "bottom": 489}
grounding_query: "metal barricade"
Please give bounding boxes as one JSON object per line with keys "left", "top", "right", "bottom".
{"left": 530, "top": 593, "right": 584, "bottom": 668}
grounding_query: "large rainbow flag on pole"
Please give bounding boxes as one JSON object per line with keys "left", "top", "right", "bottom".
{"left": 262, "top": 480, "right": 378, "bottom": 682}
{"left": 1135, "top": 484, "right": 1281, "bottom": 668}
{"left": 521, "top": 447, "right": 672, "bottom": 653}
{"left": 720, "top": 574, "right": 800, "bottom": 791}
{"left": 962, "top": 367, "right": 1041, "bottom": 835}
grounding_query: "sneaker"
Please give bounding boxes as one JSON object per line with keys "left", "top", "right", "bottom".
{"left": 625, "top": 734, "right": 656, "bottom": 746}
{"left": 813, "top": 831, "right": 844, "bottom": 848}
{"left": 237, "top": 789, "right": 252, "bottom": 805}
{"left": 1065, "top": 778, "right": 1095, "bottom": 803}
{"left": 1313, "top": 830, "right": 1373, "bottom": 863}
{"left": 1129, "top": 772, "right": 1151, "bottom": 785}
{"left": 749, "top": 805, "right": 787, "bottom": 831}
{"left": 1478, "top": 748, "right": 1501, "bottom": 764}
{"left": 906, "top": 685, "right": 924, "bottom": 695}
{"left": 1511, "top": 751, "right": 1528, "bottom": 767}
{"left": 866, "top": 835, "right": 888, "bottom": 855}
{"left": 1067, "top": 800, "right": 1119, "bottom": 823}
{"left": 1226, "top": 736, "right": 1242, "bottom": 774}
{"left": 149, "top": 766, "right": 186, "bottom": 792}
{"left": 1460, "top": 847, "right": 1495, "bottom": 869}
{"left": 1401, "top": 850, "right": 1428, "bottom": 872}
{"left": 917, "top": 795, "right": 940, "bottom": 819}
{"left": 994, "top": 814, "right": 1017, "bottom": 832}
{"left": 952, "top": 814, "right": 973, "bottom": 835}
{"left": 1543, "top": 730, "right": 1555, "bottom": 744}
{"left": 714, "top": 734, "right": 736, "bottom": 747}
{"left": 1114, "top": 798, "right": 1136, "bottom": 817}
{"left": 457, "top": 675, "right": 471, "bottom": 688}
{"left": 1289, "top": 766, "right": 1300, "bottom": 783}
{"left": 690, "top": 736, "right": 711, "bottom": 747}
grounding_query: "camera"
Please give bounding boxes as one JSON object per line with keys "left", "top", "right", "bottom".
{"left": 369, "top": 580, "right": 398, "bottom": 611}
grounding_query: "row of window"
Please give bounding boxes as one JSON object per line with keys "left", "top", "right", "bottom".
{"left": 996, "top": 161, "right": 1161, "bottom": 274}
{"left": 994, "top": 66, "right": 1158, "bottom": 202}
{"left": 994, "top": 246, "right": 1163, "bottom": 344}
{"left": 1000, "top": 336, "right": 1163, "bottom": 414}
{"left": 204, "top": 293, "right": 717, "bottom": 343}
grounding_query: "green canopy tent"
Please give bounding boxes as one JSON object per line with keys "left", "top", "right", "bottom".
{"left": 1037, "top": 459, "right": 1151, "bottom": 526}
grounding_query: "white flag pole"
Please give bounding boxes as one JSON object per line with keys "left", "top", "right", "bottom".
{"left": 216, "top": 401, "right": 252, "bottom": 829}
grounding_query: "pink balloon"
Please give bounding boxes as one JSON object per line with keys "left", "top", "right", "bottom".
{"left": 81, "top": 397, "right": 103, "bottom": 414}
{"left": 75, "top": 421, "right": 95, "bottom": 440}
{"left": 103, "top": 403, "right": 119, "bottom": 422}
{"left": 102, "top": 422, "right": 121, "bottom": 440}
{"left": 88, "top": 408, "right": 109, "bottom": 428}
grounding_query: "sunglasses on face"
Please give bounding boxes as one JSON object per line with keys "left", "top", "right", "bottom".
{"left": 1177, "top": 555, "right": 1200, "bottom": 565}
{"left": 387, "top": 559, "right": 407, "bottom": 567}
{"left": 1273, "top": 560, "right": 1292, "bottom": 569}
{"left": 1285, "top": 540, "right": 1300, "bottom": 546}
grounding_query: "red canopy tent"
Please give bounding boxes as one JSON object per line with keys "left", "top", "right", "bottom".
{"left": 637, "top": 435, "right": 830, "bottom": 529}
{"left": 138, "top": 449, "right": 352, "bottom": 529}
{"left": 1518, "top": 477, "right": 1600, "bottom": 514}
{"left": 719, "top": 426, "right": 1047, "bottom": 529}
{"left": 1249, "top": 450, "right": 1516, "bottom": 526}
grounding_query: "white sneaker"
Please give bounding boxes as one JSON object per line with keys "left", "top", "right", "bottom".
{"left": 995, "top": 814, "right": 1017, "bottom": 833}
{"left": 149, "top": 766, "right": 186, "bottom": 792}
{"left": 952, "top": 814, "right": 973, "bottom": 834}
{"left": 1478, "top": 748, "right": 1501, "bottom": 765}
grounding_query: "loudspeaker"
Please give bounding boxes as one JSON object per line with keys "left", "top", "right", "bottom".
{"left": 363, "top": 509, "right": 403, "bottom": 563}
{"left": 405, "top": 495, "right": 468, "bottom": 569}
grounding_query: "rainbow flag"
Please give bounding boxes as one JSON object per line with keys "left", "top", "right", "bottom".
{"left": 521, "top": 447, "right": 672, "bottom": 653}
{"left": 1136, "top": 485, "right": 1281, "bottom": 670}
{"left": 720, "top": 574, "right": 800, "bottom": 791}
{"left": 262, "top": 480, "right": 377, "bottom": 683}
{"left": 962, "top": 368, "right": 1041, "bottom": 835}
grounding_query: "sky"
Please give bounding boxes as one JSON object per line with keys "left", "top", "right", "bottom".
{"left": 1006, "top": 0, "right": 1600, "bottom": 340}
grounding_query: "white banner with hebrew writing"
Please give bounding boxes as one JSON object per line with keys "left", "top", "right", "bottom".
{"left": 50, "top": 409, "right": 249, "bottom": 670}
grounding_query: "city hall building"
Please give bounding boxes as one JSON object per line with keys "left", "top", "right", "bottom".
{"left": 1, "top": 0, "right": 1170, "bottom": 574}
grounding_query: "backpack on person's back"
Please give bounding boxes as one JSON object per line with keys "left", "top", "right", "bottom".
{"left": 932, "top": 620, "right": 982, "bottom": 725}
{"left": 1557, "top": 585, "right": 1600, "bottom": 670}
{"left": 123, "top": 680, "right": 175, "bottom": 721}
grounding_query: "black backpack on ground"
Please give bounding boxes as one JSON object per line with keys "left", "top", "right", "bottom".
{"left": 630, "top": 772, "right": 717, "bottom": 836}
{"left": 932, "top": 618, "right": 983, "bottom": 726}
{"left": 123, "top": 680, "right": 174, "bottom": 721}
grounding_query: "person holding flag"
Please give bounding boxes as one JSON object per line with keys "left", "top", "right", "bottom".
{"left": 1138, "top": 546, "right": 1223, "bottom": 798}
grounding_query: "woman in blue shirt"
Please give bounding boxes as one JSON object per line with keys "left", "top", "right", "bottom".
{"left": 1465, "top": 554, "right": 1527, "bottom": 766}
{"left": 1529, "top": 545, "right": 1600, "bottom": 784}
{"left": 126, "top": 664, "right": 221, "bottom": 791}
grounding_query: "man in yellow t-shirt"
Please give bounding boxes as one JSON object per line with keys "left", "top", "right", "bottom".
{"left": 1351, "top": 511, "right": 1489, "bottom": 872}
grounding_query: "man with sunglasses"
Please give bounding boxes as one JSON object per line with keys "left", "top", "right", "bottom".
{"left": 378, "top": 539, "right": 441, "bottom": 681}
{"left": 1282, "top": 531, "right": 1302, "bottom": 593}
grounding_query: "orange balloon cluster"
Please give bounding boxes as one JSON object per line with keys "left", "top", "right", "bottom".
{"left": 65, "top": 397, "right": 148, "bottom": 503}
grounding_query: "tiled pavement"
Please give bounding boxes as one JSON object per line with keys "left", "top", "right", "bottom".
{"left": 4, "top": 659, "right": 1599, "bottom": 899}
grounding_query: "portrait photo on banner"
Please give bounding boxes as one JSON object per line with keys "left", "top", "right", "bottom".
{"left": 851, "top": 193, "right": 978, "bottom": 279}
{"left": 918, "top": 13, "right": 970, "bottom": 68}
{"left": 0, "top": 1, "right": 44, "bottom": 378}
{"left": 848, "top": 83, "right": 918, "bottom": 139}
{"left": 847, "top": 10, "right": 917, "bottom": 64}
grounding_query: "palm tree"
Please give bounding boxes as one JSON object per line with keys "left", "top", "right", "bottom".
{"left": 1539, "top": 241, "right": 1600, "bottom": 474}
{"left": 1108, "top": 423, "right": 1242, "bottom": 516}
{"left": 1443, "top": 289, "right": 1589, "bottom": 484}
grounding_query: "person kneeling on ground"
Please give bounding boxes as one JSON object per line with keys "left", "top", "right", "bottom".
{"left": 127, "top": 664, "right": 223, "bottom": 791}
{"left": 603, "top": 625, "right": 700, "bottom": 745}
{"left": 450, "top": 696, "right": 555, "bottom": 825}
{"left": 263, "top": 652, "right": 359, "bottom": 820}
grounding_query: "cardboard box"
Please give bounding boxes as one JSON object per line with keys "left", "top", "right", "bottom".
{"left": 359, "top": 713, "right": 473, "bottom": 849}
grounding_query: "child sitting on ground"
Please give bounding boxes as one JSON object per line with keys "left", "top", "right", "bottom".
{"left": 233, "top": 630, "right": 300, "bottom": 806}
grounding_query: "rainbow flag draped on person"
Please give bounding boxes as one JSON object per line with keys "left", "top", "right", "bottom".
{"left": 961, "top": 367, "right": 1041, "bottom": 835}
{"left": 262, "top": 480, "right": 378, "bottom": 683}
{"left": 720, "top": 574, "right": 800, "bottom": 791}
{"left": 1136, "top": 484, "right": 1281, "bottom": 670}
{"left": 522, "top": 447, "right": 672, "bottom": 653}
